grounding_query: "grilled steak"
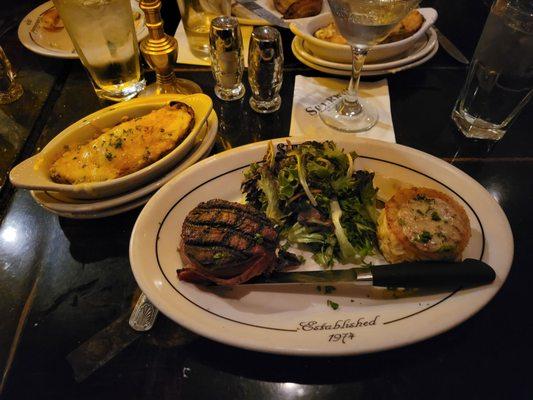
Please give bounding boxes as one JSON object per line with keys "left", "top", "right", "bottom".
{"left": 178, "top": 199, "right": 280, "bottom": 285}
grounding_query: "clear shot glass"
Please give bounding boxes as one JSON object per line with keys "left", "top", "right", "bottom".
{"left": 248, "top": 26, "right": 283, "bottom": 113}
{"left": 209, "top": 16, "right": 246, "bottom": 101}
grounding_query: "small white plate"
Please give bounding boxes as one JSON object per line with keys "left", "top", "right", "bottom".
{"left": 31, "top": 111, "right": 218, "bottom": 216}
{"left": 39, "top": 193, "right": 152, "bottom": 219}
{"left": 18, "top": 0, "right": 148, "bottom": 59}
{"left": 295, "top": 28, "right": 437, "bottom": 71}
{"left": 130, "top": 137, "right": 513, "bottom": 356}
{"left": 290, "top": 8, "right": 438, "bottom": 64}
{"left": 292, "top": 35, "right": 438, "bottom": 76}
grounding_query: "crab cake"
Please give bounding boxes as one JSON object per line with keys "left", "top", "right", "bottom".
{"left": 377, "top": 187, "right": 471, "bottom": 263}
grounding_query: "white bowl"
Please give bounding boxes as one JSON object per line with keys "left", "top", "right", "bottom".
{"left": 289, "top": 8, "right": 438, "bottom": 64}
{"left": 9, "top": 94, "right": 213, "bottom": 199}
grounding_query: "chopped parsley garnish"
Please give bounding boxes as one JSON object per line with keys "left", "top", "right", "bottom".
{"left": 327, "top": 299, "right": 339, "bottom": 310}
{"left": 431, "top": 211, "right": 441, "bottom": 221}
{"left": 416, "top": 231, "right": 432, "bottom": 243}
{"left": 254, "top": 233, "right": 264, "bottom": 244}
{"left": 113, "top": 138, "right": 123, "bottom": 149}
{"left": 213, "top": 252, "right": 225, "bottom": 260}
{"left": 324, "top": 285, "right": 336, "bottom": 294}
{"left": 414, "top": 194, "right": 428, "bottom": 201}
{"left": 105, "top": 152, "right": 114, "bottom": 161}
{"left": 438, "top": 244, "right": 455, "bottom": 253}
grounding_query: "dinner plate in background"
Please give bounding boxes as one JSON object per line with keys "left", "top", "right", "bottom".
{"left": 130, "top": 137, "right": 513, "bottom": 356}
{"left": 295, "top": 28, "right": 437, "bottom": 71}
{"left": 30, "top": 111, "right": 218, "bottom": 217}
{"left": 290, "top": 8, "right": 438, "bottom": 64}
{"left": 18, "top": 0, "right": 148, "bottom": 59}
{"left": 232, "top": 0, "right": 330, "bottom": 27}
{"left": 232, "top": 2, "right": 269, "bottom": 26}
{"left": 292, "top": 36, "right": 439, "bottom": 76}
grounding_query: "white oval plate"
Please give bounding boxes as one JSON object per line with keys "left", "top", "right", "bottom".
{"left": 18, "top": 0, "right": 148, "bottom": 59}
{"left": 30, "top": 111, "right": 218, "bottom": 215}
{"left": 292, "top": 36, "right": 438, "bottom": 77}
{"left": 295, "top": 28, "right": 437, "bottom": 71}
{"left": 130, "top": 137, "right": 513, "bottom": 356}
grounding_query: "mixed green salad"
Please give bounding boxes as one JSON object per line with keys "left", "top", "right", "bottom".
{"left": 241, "top": 141, "right": 379, "bottom": 267}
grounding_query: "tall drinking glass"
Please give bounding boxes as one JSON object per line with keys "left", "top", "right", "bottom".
{"left": 452, "top": 0, "right": 533, "bottom": 140}
{"left": 52, "top": 0, "right": 145, "bottom": 102}
{"left": 177, "top": 0, "right": 231, "bottom": 60}
{"left": 320, "top": 0, "right": 418, "bottom": 132}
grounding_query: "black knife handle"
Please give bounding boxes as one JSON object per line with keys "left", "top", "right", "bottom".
{"left": 371, "top": 259, "right": 496, "bottom": 288}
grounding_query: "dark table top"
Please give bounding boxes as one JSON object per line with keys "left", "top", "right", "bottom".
{"left": 1, "top": 0, "right": 532, "bottom": 399}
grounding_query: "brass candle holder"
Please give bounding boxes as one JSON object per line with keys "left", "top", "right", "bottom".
{"left": 139, "top": 0, "right": 201, "bottom": 95}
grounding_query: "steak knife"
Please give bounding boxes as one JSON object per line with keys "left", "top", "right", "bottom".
{"left": 234, "top": 0, "right": 289, "bottom": 28}
{"left": 434, "top": 27, "right": 470, "bottom": 65}
{"left": 248, "top": 259, "right": 495, "bottom": 288}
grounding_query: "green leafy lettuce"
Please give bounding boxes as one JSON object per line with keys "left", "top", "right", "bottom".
{"left": 241, "top": 141, "right": 378, "bottom": 267}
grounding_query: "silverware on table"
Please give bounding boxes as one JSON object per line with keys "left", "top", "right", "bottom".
{"left": 129, "top": 292, "right": 159, "bottom": 332}
{"left": 246, "top": 259, "right": 496, "bottom": 289}
{"left": 434, "top": 27, "right": 470, "bottom": 64}
{"left": 67, "top": 312, "right": 141, "bottom": 382}
{"left": 234, "top": 0, "right": 289, "bottom": 28}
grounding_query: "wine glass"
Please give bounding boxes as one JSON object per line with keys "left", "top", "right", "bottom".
{"left": 320, "top": 0, "right": 419, "bottom": 132}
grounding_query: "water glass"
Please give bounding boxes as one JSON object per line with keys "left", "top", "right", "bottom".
{"left": 177, "top": 0, "right": 231, "bottom": 60}
{"left": 52, "top": 0, "right": 145, "bottom": 102}
{"left": 248, "top": 26, "right": 283, "bottom": 114}
{"left": 0, "top": 46, "right": 23, "bottom": 104}
{"left": 452, "top": 0, "right": 533, "bottom": 140}
{"left": 209, "top": 16, "right": 245, "bottom": 101}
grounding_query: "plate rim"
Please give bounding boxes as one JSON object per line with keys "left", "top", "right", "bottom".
{"left": 295, "top": 28, "right": 437, "bottom": 71}
{"left": 130, "top": 137, "right": 514, "bottom": 356}
{"left": 292, "top": 37, "right": 439, "bottom": 76}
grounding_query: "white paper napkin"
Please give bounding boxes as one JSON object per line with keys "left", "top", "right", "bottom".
{"left": 289, "top": 76, "right": 396, "bottom": 143}
{"left": 174, "top": 21, "right": 252, "bottom": 67}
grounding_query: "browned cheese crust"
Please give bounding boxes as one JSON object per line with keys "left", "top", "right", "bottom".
{"left": 380, "top": 187, "right": 471, "bottom": 262}
{"left": 49, "top": 102, "right": 195, "bottom": 184}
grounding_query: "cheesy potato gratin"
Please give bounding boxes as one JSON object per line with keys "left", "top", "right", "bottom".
{"left": 49, "top": 102, "right": 195, "bottom": 184}
{"left": 377, "top": 187, "right": 471, "bottom": 263}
